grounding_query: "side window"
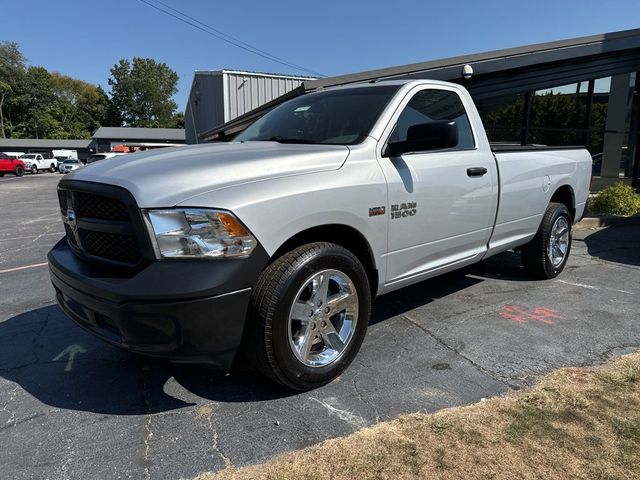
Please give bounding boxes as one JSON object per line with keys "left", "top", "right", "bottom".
{"left": 390, "top": 89, "right": 475, "bottom": 150}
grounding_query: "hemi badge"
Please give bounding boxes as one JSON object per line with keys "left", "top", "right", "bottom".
{"left": 369, "top": 206, "right": 386, "bottom": 217}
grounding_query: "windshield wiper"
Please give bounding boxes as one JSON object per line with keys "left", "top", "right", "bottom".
{"left": 267, "top": 136, "right": 317, "bottom": 144}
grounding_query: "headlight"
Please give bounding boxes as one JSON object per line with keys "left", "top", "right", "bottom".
{"left": 144, "top": 209, "right": 257, "bottom": 259}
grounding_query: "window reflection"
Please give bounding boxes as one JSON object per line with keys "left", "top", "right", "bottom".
{"left": 475, "top": 72, "right": 638, "bottom": 181}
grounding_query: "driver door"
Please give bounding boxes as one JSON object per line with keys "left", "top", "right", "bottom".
{"left": 378, "top": 86, "right": 498, "bottom": 291}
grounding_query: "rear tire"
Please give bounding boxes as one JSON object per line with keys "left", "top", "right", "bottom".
{"left": 246, "top": 242, "right": 371, "bottom": 391}
{"left": 15, "top": 166, "right": 23, "bottom": 177}
{"left": 521, "top": 202, "right": 572, "bottom": 279}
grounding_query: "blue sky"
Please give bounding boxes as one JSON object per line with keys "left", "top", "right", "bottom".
{"left": 4, "top": 1, "right": 639, "bottom": 111}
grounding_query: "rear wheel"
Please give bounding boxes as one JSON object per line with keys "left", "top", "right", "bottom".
{"left": 521, "top": 202, "right": 572, "bottom": 279}
{"left": 246, "top": 242, "right": 370, "bottom": 390}
{"left": 15, "top": 166, "right": 24, "bottom": 177}
{"left": 31, "top": 165, "right": 38, "bottom": 174}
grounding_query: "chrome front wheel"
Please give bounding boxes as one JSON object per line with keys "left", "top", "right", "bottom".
{"left": 247, "top": 242, "right": 371, "bottom": 390}
{"left": 288, "top": 269, "right": 359, "bottom": 368}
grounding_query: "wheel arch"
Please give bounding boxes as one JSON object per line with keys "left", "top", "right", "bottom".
{"left": 550, "top": 184, "right": 575, "bottom": 221}
{"left": 270, "top": 224, "right": 379, "bottom": 297}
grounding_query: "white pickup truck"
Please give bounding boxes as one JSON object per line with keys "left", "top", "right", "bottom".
{"left": 20, "top": 153, "right": 58, "bottom": 174}
{"left": 48, "top": 80, "right": 591, "bottom": 390}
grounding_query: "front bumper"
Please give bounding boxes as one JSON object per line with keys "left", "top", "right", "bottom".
{"left": 48, "top": 238, "right": 269, "bottom": 368}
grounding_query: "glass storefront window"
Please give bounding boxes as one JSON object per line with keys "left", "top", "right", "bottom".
{"left": 527, "top": 82, "right": 588, "bottom": 147}
{"left": 475, "top": 93, "right": 524, "bottom": 145}
{"left": 474, "top": 73, "right": 639, "bottom": 182}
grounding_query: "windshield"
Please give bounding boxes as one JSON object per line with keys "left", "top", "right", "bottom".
{"left": 21, "top": 154, "right": 36, "bottom": 159}
{"left": 63, "top": 160, "right": 80, "bottom": 164}
{"left": 235, "top": 85, "right": 401, "bottom": 145}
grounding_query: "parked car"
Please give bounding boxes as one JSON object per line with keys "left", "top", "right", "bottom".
{"left": 58, "top": 159, "right": 83, "bottom": 174}
{"left": 86, "top": 152, "right": 127, "bottom": 164}
{"left": 0, "top": 152, "right": 26, "bottom": 177}
{"left": 20, "top": 153, "right": 58, "bottom": 174}
{"left": 49, "top": 80, "right": 591, "bottom": 390}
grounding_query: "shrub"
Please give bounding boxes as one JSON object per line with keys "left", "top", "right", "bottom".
{"left": 589, "top": 183, "right": 640, "bottom": 216}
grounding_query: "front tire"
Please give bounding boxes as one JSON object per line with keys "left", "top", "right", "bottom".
{"left": 246, "top": 242, "right": 371, "bottom": 390}
{"left": 49, "top": 164, "right": 56, "bottom": 173}
{"left": 521, "top": 202, "right": 572, "bottom": 279}
{"left": 15, "top": 166, "right": 23, "bottom": 177}
{"left": 31, "top": 165, "right": 38, "bottom": 174}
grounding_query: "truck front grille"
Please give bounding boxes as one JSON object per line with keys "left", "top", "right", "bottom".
{"left": 78, "top": 229, "right": 141, "bottom": 264}
{"left": 74, "top": 192, "right": 130, "bottom": 221}
{"left": 57, "top": 183, "right": 149, "bottom": 267}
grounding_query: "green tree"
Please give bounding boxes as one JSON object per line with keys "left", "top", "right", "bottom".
{"left": 0, "top": 41, "right": 27, "bottom": 138}
{"left": 169, "top": 111, "right": 184, "bottom": 128}
{"left": 8, "top": 67, "right": 118, "bottom": 139}
{"left": 97, "top": 86, "right": 123, "bottom": 128}
{"left": 50, "top": 73, "right": 117, "bottom": 138}
{"left": 11, "top": 66, "right": 63, "bottom": 139}
{"left": 108, "top": 57, "right": 179, "bottom": 127}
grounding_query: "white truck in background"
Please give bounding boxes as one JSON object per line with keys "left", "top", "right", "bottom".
{"left": 49, "top": 79, "right": 591, "bottom": 390}
{"left": 52, "top": 149, "right": 78, "bottom": 161}
{"left": 20, "top": 153, "right": 58, "bottom": 174}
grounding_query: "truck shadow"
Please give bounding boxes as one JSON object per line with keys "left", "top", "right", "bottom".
{"left": 0, "top": 305, "right": 292, "bottom": 415}
{"left": 0, "top": 255, "right": 527, "bottom": 415}
{"left": 580, "top": 225, "right": 640, "bottom": 267}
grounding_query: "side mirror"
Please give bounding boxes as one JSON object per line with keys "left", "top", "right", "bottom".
{"left": 386, "top": 121, "right": 458, "bottom": 156}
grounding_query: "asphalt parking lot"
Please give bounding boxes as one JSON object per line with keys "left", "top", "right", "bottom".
{"left": 1, "top": 173, "right": 639, "bottom": 480}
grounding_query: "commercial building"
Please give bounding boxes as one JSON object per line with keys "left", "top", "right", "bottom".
{"left": 90, "top": 127, "right": 185, "bottom": 153}
{"left": 184, "top": 70, "right": 315, "bottom": 144}
{"left": 191, "top": 28, "right": 640, "bottom": 188}
{"left": 0, "top": 139, "right": 93, "bottom": 161}
{"left": 0, "top": 127, "right": 186, "bottom": 161}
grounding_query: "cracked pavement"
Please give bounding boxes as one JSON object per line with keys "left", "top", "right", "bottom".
{"left": 1, "top": 174, "right": 639, "bottom": 479}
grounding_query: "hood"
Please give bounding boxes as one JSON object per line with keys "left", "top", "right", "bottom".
{"left": 67, "top": 142, "right": 350, "bottom": 207}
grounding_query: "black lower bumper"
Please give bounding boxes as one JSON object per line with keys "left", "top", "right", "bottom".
{"left": 48, "top": 238, "right": 269, "bottom": 368}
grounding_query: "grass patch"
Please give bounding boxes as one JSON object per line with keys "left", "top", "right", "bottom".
{"left": 196, "top": 354, "right": 640, "bottom": 480}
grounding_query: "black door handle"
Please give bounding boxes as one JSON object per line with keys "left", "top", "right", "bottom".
{"left": 467, "top": 167, "right": 488, "bottom": 177}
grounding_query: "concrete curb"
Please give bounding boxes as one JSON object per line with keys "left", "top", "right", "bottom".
{"left": 574, "top": 215, "right": 640, "bottom": 230}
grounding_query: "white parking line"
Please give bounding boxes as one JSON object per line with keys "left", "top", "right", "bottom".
{"left": 0, "top": 262, "right": 48, "bottom": 274}
{"left": 555, "top": 279, "right": 632, "bottom": 295}
{"left": 0, "top": 232, "right": 63, "bottom": 242}
{"left": 0, "top": 176, "right": 23, "bottom": 183}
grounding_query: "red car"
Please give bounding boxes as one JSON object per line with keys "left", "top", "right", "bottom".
{"left": 0, "top": 152, "right": 26, "bottom": 177}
